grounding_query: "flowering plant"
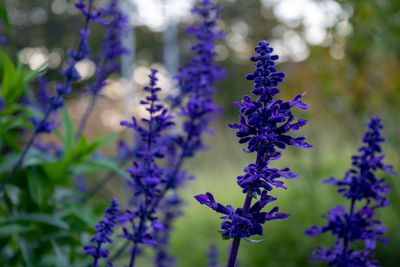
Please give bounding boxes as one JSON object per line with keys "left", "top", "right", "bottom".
{"left": 306, "top": 116, "right": 396, "bottom": 266}
{"left": 195, "top": 40, "right": 312, "bottom": 266}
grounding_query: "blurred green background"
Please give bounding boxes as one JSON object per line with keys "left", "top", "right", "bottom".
{"left": 3, "top": 0, "right": 400, "bottom": 266}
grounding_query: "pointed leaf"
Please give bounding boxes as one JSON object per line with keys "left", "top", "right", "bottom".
{"left": 61, "top": 108, "right": 75, "bottom": 160}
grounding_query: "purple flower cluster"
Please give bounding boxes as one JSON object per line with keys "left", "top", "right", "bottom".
{"left": 171, "top": 0, "right": 226, "bottom": 158}
{"left": 122, "top": 69, "right": 174, "bottom": 198}
{"left": 196, "top": 191, "right": 289, "bottom": 238}
{"left": 195, "top": 40, "right": 311, "bottom": 266}
{"left": 84, "top": 1, "right": 226, "bottom": 264}
{"left": 119, "top": 69, "right": 174, "bottom": 266}
{"left": 152, "top": 1, "right": 226, "bottom": 264}
{"left": 76, "top": 0, "right": 129, "bottom": 137}
{"left": 306, "top": 116, "right": 396, "bottom": 266}
{"left": 30, "top": 0, "right": 102, "bottom": 134}
{"left": 173, "top": 0, "right": 225, "bottom": 104}
{"left": 89, "top": 0, "right": 129, "bottom": 96}
{"left": 84, "top": 198, "right": 119, "bottom": 267}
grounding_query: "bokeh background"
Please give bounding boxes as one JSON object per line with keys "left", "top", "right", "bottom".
{"left": 3, "top": 0, "right": 400, "bottom": 266}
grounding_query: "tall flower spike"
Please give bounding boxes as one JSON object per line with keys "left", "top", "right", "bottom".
{"left": 170, "top": 0, "right": 226, "bottom": 158}
{"left": 119, "top": 69, "right": 174, "bottom": 267}
{"left": 195, "top": 40, "right": 311, "bottom": 267}
{"left": 172, "top": 0, "right": 226, "bottom": 106}
{"left": 152, "top": 1, "right": 226, "bottom": 264}
{"left": 306, "top": 116, "right": 396, "bottom": 266}
{"left": 76, "top": 0, "right": 130, "bottom": 137}
{"left": 84, "top": 198, "right": 119, "bottom": 267}
{"left": 207, "top": 244, "right": 221, "bottom": 267}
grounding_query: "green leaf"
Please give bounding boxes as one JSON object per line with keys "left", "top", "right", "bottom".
{"left": 0, "top": 153, "right": 18, "bottom": 174}
{"left": 71, "top": 158, "right": 129, "bottom": 178}
{"left": 0, "top": 224, "right": 31, "bottom": 237}
{"left": 19, "top": 236, "right": 34, "bottom": 267}
{"left": 42, "top": 161, "right": 68, "bottom": 182}
{"left": 85, "top": 133, "right": 117, "bottom": 155}
{"left": 61, "top": 108, "right": 75, "bottom": 160}
{"left": 1, "top": 213, "right": 69, "bottom": 230}
{"left": 51, "top": 241, "right": 69, "bottom": 267}
{"left": 1, "top": 131, "right": 21, "bottom": 151}
{"left": 65, "top": 204, "right": 97, "bottom": 226}
{"left": 0, "top": 3, "right": 10, "bottom": 26}
{"left": 27, "top": 167, "right": 46, "bottom": 206}
{"left": 71, "top": 133, "right": 116, "bottom": 162}
{"left": 0, "top": 51, "right": 19, "bottom": 101}
{"left": 0, "top": 115, "right": 27, "bottom": 134}
{"left": 23, "top": 148, "right": 57, "bottom": 167}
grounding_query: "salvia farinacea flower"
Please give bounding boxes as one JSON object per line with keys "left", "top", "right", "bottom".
{"left": 88, "top": 0, "right": 129, "bottom": 96}
{"left": 84, "top": 198, "right": 119, "bottom": 267}
{"left": 119, "top": 69, "right": 174, "bottom": 266}
{"left": 76, "top": 0, "right": 129, "bottom": 137}
{"left": 153, "top": 0, "right": 226, "bottom": 264}
{"left": 195, "top": 40, "right": 311, "bottom": 266}
{"left": 171, "top": 0, "right": 226, "bottom": 159}
{"left": 305, "top": 115, "right": 396, "bottom": 266}
{"left": 30, "top": 0, "right": 100, "bottom": 133}
{"left": 172, "top": 0, "right": 226, "bottom": 107}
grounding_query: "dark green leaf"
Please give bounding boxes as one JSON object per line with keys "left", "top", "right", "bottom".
{"left": 52, "top": 241, "right": 69, "bottom": 267}
{"left": 1, "top": 213, "right": 69, "bottom": 230}
{"left": 61, "top": 108, "right": 75, "bottom": 160}
{"left": 27, "top": 167, "right": 45, "bottom": 206}
{"left": 0, "top": 224, "right": 30, "bottom": 237}
{"left": 0, "top": 3, "right": 10, "bottom": 26}
{"left": 19, "top": 236, "right": 34, "bottom": 267}
{"left": 71, "top": 158, "right": 129, "bottom": 178}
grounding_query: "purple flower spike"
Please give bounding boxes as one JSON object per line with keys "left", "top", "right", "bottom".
{"left": 306, "top": 116, "right": 396, "bottom": 266}
{"left": 195, "top": 40, "right": 311, "bottom": 267}
{"left": 29, "top": 0, "right": 102, "bottom": 134}
{"left": 88, "top": 0, "right": 129, "bottom": 96}
{"left": 84, "top": 198, "right": 119, "bottom": 267}
{"left": 119, "top": 69, "right": 174, "bottom": 266}
{"left": 170, "top": 0, "right": 226, "bottom": 159}
{"left": 152, "top": 1, "right": 226, "bottom": 264}
{"left": 173, "top": 0, "right": 226, "bottom": 106}
{"left": 75, "top": 0, "right": 129, "bottom": 137}
{"left": 207, "top": 244, "right": 220, "bottom": 267}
